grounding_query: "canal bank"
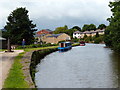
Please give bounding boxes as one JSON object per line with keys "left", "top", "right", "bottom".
{"left": 35, "top": 44, "right": 119, "bottom": 88}
{"left": 29, "top": 43, "right": 80, "bottom": 87}
{"left": 3, "top": 46, "right": 58, "bottom": 88}
{"left": 3, "top": 43, "right": 79, "bottom": 88}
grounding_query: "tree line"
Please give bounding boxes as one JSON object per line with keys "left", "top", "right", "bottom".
{"left": 104, "top": 0, "right": 120, "bottom": 52}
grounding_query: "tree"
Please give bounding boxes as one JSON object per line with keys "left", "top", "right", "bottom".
{"left": 82, "top": 24, "right": 96, "bottom": 32}
{"left": 88, "top": 24, "right": 96, "bottom": 31}
{"left": 53, "top": 25, "right": 68, "bottom": 34}
{"left": 98, "top": 24, "right": 106, "bottom": 30}
{"left": 104, "top": 1, "right": 120, "bottom": 52}
{"left": 82, "top": 24, "right": 89, "bottom": 32}
{"left": 65, "top": 29, "right": 78, "bottom": 38}
{"left": 4, "top": 7, "right": 37, "bottom": 45}
{"left": 95, "top": 32, "right": 99, "bottom": 38}
{"left": 72, "top": 26, "right": 81, "bottom": 31}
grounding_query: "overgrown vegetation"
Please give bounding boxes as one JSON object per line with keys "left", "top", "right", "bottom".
{"left": 79, "top": 33, "right": 104, "bottom": 44}
{"left": 104, "top": 1, "right": 120, "bottom": 52}
{"left": 3, "top": 52, "right": 29, "bottom": 88}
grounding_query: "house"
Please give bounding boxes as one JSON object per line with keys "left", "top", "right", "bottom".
{"left": 36, "top": 29, "right": 53, "bottom": 35}
{"left": 0, "top": 37, "right": 7, "bottom": 49}
{"left": 73, "top": 31, "right": 83, "bottom": 39}
{"left": 36, "top": 33, "right": 71, "bottom": 44}
{"left": 73, "top": 29, "right": 105, "bottom": 38}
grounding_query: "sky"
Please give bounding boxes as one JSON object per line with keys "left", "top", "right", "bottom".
{"left": 0, "top": 0, "right": 113, "bottom": 31}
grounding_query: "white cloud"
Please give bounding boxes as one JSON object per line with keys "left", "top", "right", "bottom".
{"left": 0, "top": 0, "right": 113, "bottom": 30}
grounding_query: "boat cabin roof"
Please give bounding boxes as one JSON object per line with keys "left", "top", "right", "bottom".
{"left": 60, "top": 42, "right": 71, "bottom": 44}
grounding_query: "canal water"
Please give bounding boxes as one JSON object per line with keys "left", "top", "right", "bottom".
{"left": 35, "top": 44, "right": 119, "bottom": 88}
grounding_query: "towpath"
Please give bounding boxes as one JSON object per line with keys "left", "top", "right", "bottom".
{"left": 0, "top": 50, "right": 24, "bottom": 89}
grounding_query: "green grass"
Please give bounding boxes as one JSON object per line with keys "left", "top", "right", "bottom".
{"left": 72, "top": 43, "right": 80, "bottom": 46}
{"left": 3, "top": 46, "right": 58, "bottom": 88}
{"left": 0, "top": 49, "right": 6, "bottom": 51}
{"left": 24, "top": 46, "right": 58, "bottom": 52}
{"left": 3, "top": 44, "right": 78, "bottom": 88}
{"left": 3, "top": 52, "right": 29, "bottom": 88}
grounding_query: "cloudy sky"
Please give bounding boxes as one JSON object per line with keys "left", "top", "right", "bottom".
{"left": 0, "top": 0, "right": 113, "bottom": 31}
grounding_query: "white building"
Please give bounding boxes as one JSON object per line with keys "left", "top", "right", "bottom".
{"left": 73, "top": 31, "right": 82, "bottom": 39}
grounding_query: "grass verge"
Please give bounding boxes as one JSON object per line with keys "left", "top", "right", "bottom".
{"left": 3, "top": 44, "right": 78, "bottom": 88}
{"left": 3, "top": 46, "right": 58, "bottom": 88}
{"left": 3, "top": 52, "right": 29, "bottom": 88}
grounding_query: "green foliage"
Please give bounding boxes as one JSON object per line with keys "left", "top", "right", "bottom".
{"left": 30, "top": 48, "right": 57, "bottom": 82}
{"left": 98, "top": 24, "right": 106, "bottom": 30}
{"left": 84, "top": 36, "right": 93, "bottom": 42}
{"left": 82, "top": 24, "right": 96, "bottom": 32}
{"left": 104, "top": 1, "right": 120, "bottom": 52}
{"left": 71, "top": 38, "right": 79, "bottom": 42}
{"left": 94, "top": 35, "right": 104, "bottom": 44}
{"left": 53, "top": 25, "right": 68, "bottom": 34}
{"left": 53, "top": 25, "right": 78, "bottom": 38}
{"left": 65, "top": 29, "right": 78, "bottom": 38}
{"left": 4, "top": 52, "right": 29, "bottom": 88}
{"left": 83, "top": 34, "right": 87, "bottom": 38}
{"left": 72, "top": 26, "right": 81, "bottom": 31}
{"left": 95, "top": 32, "right": 99, "bottom": 38}
{"left": 82, "top": 24, "right": 89, "bottom": 32}
{"left": 4, "top": 7, "right": 37, "bottom": 45}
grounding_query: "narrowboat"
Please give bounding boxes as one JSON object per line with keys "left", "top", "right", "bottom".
{"left": 58, "top": 42, "right": 72, "bottom": 52}
{"left": 80, "top": 41, "right": 85, "bottom": 46}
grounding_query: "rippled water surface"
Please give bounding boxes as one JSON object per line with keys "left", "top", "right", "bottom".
{"left": 35, "top": 44, "right": 119, "bottom": 88}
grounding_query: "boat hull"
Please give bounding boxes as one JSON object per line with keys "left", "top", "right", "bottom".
{"left": 58, "top": 46, "right": 72, "bottom": 52}
{"left": 80, "top": 44, "right": 85, "bottom": 46}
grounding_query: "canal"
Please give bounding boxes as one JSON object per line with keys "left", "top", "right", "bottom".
{"left": 35, "top": 44, "right": 119, "bottom": 88}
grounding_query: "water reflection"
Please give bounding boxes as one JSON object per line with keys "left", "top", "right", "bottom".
{"left": 109, "top": 51, "right": 120, "bottom": 88}
{"left": 35, "top": 44, "right": 119, "bottom": 88}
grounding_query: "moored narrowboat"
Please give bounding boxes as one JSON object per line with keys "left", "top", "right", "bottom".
{"left": 80, "top": 41, "right": 85, "bottom": 46}
{"left": 58, "top": 42, "right": 72, "bottom": 52}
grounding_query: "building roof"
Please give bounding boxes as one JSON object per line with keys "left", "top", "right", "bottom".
{"left": 34, "top": 34, "right": 46, "bottom": 37}
{"left": 0, "top": 37, "right": 6, "bottom": 40}
{"left": 47, "top": 33, "right": 63, "bottom": 38}
{"left": 73, "top": 29, "right": 105, "bottom": 34}
{"left": 0, "top": 28, "right": 6, "bottom": 31}
{"left": 73, "top": 31, "right": 83, "bottom": 34}
{"left": 45, "top": 29, "right": 52, "bottom": 32}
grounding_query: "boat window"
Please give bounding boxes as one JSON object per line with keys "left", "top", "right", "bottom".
{"left": 60, "top": 43, "right": 64, "bottom": 47}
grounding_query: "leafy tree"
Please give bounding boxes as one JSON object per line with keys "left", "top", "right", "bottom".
{"left": 83, "top": 34, "right": 87, "bottom": 38}
{"left": 82, "top": 24, "right": 96, "bottom": 32}
{"left": 82, "top": 24, "right": 89, "bottom": 32}
{"left": 95, "top": 32, "right": 99, "bottom": 38}
{"left": 88, "top": 24, "right": 96, "bottom": 31}
{"left": 53, "top": 25, "right": 68, "bottom": 34}
{"left": 71, "top": 37, "right": 79, "bottom": 42}
{"left": 98, "top": 24, "right": 106, "bottom": 30}
{"left": 72, "top": 26, "right": 81, "bottom": 31}
{"left": 4, "top": 7, "right": 37, "bottom": 45}
{"left": 94, "top": 35, "right": 104, "bottom": 44}
{"left": 104, "top": 1, "right": 120, "bottom": 52}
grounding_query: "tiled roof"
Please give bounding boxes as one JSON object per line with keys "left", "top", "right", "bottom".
{"left": 73, "top": 29, "right": 105, "bottom": 34}
{"left": 45, "top": 29, "right": 52, "bottom": 32}
{"left": 34, "top": 34, "right": 46, "bottom": 37}
{"left": 73, "top": 31, "right": 83, "bottom": 34}
{"left": 0, "top": 37, "right": 6, "bottom": 40}
{"left": 47, "top": 33, "right": 63, "bottom": 38}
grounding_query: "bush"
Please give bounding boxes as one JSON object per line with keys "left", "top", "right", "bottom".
{"left": 94, "top": 36, "right": 104, "bottom": 44}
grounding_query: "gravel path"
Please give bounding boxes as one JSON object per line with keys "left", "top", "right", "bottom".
{"left": 0, "top": 50, "right": 24, "bottom": 89}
